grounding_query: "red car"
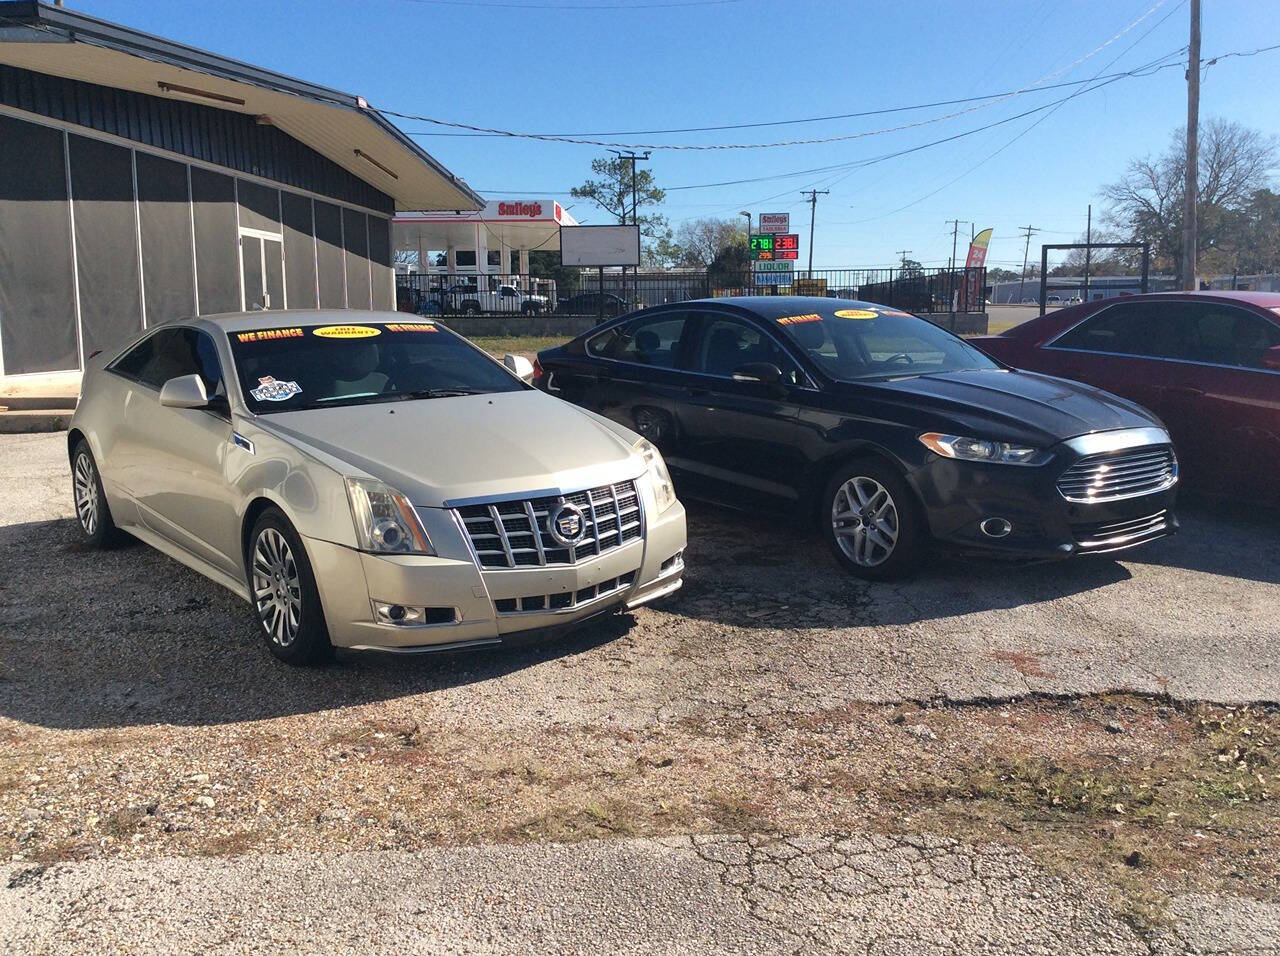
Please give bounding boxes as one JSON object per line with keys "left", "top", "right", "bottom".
{"left": 971, "top": 291, "right": 1280, "bottom": 504}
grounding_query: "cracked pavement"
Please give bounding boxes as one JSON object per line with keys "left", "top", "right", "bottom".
{"left": 3, "top": 432, "right": 1280, "bottom": 953}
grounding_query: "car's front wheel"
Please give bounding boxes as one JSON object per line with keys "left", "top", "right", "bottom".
{"left": 820, "top": 459, "right": 924, "bottom": 580}
{"left": 248, "top": 509, "right": 332, "bottom": 665}
{"left": 71, "top": 440, "right": 124, "bottom": 548}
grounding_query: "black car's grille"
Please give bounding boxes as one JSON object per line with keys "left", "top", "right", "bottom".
{"left": 1072, "top": 510, "right": 1171, "bottom": 550}
{"left": 1056, "top": 446, "right": 1177, "bottom": 503}
{"left": 456, "top": 481, "right": 641, "bottom": 569}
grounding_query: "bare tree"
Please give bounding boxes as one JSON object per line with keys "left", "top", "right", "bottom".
{"left": 1102, "top": 118, "right": 1276, "bottom": 283}
{"left": 672, "top": 217, "right": 747, "bottom": 268}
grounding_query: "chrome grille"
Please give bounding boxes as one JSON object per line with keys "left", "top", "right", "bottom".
{"left": 1073, "top": 510, "right": 1170, "bottom": 550}
{"left": 457, "top": 481, "right": 642, "bottom": 569}
{"left": 1056, "top": 446, "right": 1177, "bottom": 503}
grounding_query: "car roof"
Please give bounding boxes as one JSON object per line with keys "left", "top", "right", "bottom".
{"left": 681, "top": 296, "right": 891, "bottom": 319}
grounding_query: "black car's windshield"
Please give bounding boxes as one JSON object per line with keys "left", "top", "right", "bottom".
{"left": 770, "top": 303, "right": 999, "bottom": 381}
{"left": 227, "top": 320, "right": 523, "bottom": 413}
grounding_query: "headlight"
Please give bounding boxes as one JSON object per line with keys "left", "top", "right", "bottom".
{"left": 345, "top": 477, "right": 435, "bottom": 554}
{"left": 635, "top": 438, "right": 677, "bottom": 514}
{"left": 919, "top": 432, "right": 1044, "bottom": 465}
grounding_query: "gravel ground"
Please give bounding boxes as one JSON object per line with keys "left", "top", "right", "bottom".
{"left": 2, "top": 431, "right": 1279, "bottom": 953}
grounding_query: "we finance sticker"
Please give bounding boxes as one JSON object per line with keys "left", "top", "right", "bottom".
{"left": 777, "top": 313, "right": 823, "bottom": 326}
{"left": 312, "top": 325, "right": 381, "bottom": 339}
{"left": 834, "top": 309, "right": 879, "bottom": 320}
{"left": 250, "top": 376, "right": 302, "bottom": 402}
{"left": 236, "top": 327, "right": 304, "bottom": 344}
{"left": 384, "top": 323, "right": 438, "bottom": 333}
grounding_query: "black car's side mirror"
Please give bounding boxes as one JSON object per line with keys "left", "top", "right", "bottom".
{"left": 1263, "top": 345, "right": 1280, "bottom": 371}
{"left": 732, "top": 362, "right": 783, "bottom": 385}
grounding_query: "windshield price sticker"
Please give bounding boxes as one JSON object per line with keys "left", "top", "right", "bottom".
{"left": 777, "top": 313, "right": 823, "bottom": 326}
{"left": 250, "top": 376, "right": 302, "bottom": 402}
{"left": 384, "top": 323, "right": 438, "bottom": 333}
{"left": 312, "top": 325, "right": 381, "bottom": 339}
{"left": 236, "top": 327, "right": 304, "bottom": 344}
{"left": 834, "top": 309, "right": 879, "bottom": 320}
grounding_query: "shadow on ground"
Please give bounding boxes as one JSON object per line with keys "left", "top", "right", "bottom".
{"left": 0, "top": 492, "right": 1273, "bottom": 730}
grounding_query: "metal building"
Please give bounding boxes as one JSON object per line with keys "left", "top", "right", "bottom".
{"left": 0, "top": 1, "right": 482, "bottom": 379}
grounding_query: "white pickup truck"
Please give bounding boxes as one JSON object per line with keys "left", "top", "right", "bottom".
{"left": 440, "top": 282, "right": 549, "bottom": 315}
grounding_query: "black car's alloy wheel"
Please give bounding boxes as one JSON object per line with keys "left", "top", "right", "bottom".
{"left": 821, "top": 459, "right": 923, "bottom": 580}
{"left": 249, "top": 509, "right": 333, "bottom": 665}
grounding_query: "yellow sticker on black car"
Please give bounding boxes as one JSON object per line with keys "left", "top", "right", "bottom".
{"left": 834, "top": 309, "right": 878, "bottom": 320}
{"left": 384, "top": 323, "right": 438, "bottom": 333}
{"left": 777, "top": 313, "right": 823, "bottom": 326}
{"left": 312, "top": 325, "right": 381, "bottom": 339}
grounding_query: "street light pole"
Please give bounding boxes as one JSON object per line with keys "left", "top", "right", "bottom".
{"left": 801, "top": 189, "right": 828, "bottom": 277}
{"left": 1182, "top": 0, "right": 1201, "bottom": 289}
{"left": 739, "top": 211, "right": 752, "bottom": 292}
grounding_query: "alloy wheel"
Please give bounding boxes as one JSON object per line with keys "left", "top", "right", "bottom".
{"left": 73, "top": 452, "right": 99, "bottom": 535}
{"left": 252, "top": 527, "right": 302, "bottom": 647}
{"left": 831, "top": 476, "right": 899, "bottom": 567}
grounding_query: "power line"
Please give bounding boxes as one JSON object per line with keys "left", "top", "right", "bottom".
{"left": 381, "top": 0, "right": 1178, "bottom": 151}
{"left": 390, "top": 0, "right": 743, "bottom": 8}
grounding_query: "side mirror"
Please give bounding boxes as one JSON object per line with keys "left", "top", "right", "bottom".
{"left": 731, "top": 362, "right": 783, "bottom": 385}
{"left": 504, "top": 354, "right": 535, "bottom": 384}
{"left": 1263, "top": 345, "right": 1280, "bottom": 371}
{"left": 159, "top": 373, "right": 209, "bottom": 409}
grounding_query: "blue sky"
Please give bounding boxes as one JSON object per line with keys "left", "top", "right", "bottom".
{"left": 74, "top": 0, "right": 1280, "bottom": 270}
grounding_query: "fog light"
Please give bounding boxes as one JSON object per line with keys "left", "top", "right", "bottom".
{"left": 374, "top": 601, "right": 426, "bottom": 625}
{"left": 979, "top": 517, "right": 1013, "bottom": 538}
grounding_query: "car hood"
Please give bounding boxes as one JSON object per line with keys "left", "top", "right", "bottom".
{"left": 254, "top": 390, "right": 643, "bottom": 507}
{"left": 864, "top": 368, "right": 1160, "bottom": 445}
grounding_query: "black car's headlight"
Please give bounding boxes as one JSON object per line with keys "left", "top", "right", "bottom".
{"left": 345, "top": 477, "right": 435, "bottom": 554}
{"left": 918, "top": 432, "right": 1045, "bottom": 466}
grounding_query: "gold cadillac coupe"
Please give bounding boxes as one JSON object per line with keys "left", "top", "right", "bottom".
{"left": 67, "top": 312, "right": 687, "bottom": 664}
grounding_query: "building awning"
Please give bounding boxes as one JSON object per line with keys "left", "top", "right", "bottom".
{"left": 0, "top": 1, "right": 483, "bottom": 213}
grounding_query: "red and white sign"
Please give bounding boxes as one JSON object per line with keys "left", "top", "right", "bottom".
{"left": 496, "top": 201, "right": 544, "bottom": 219}
{"left": 758, "top": 212, "right": 790, "bottom": 234}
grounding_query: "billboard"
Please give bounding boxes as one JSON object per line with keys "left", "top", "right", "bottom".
{"left": 758, "top": 213, "right": 790, "bottom": 234}
{"left": 559, "top": 225, "right": 641, "bottom": 267}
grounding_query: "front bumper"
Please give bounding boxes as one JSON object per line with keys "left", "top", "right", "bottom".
{"left": 910, "top": 435, "right": 1179, "bottom": 561}
{"left": 306, "top": 497, "right": 686, "bottom": 653}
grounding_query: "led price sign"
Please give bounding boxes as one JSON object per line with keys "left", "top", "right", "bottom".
{"left": 751, "top": 233, "right": 799, "bottom": 260}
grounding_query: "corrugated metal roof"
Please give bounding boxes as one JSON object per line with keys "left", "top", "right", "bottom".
{"left": 0, "top": 1, "right": 483, "bottom": 212}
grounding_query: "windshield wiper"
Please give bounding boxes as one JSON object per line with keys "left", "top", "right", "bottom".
{"left": 394, "top": 387, "right": 489, "bottom": 400}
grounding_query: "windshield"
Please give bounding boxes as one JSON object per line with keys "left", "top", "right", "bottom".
{"left": 769, "top": 303, "right": 999, "bottom": 382}
{"left": 227, "top": 320, "right": 523, "bottom": 413}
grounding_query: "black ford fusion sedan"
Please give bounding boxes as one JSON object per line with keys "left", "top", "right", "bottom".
{"left": 534, "top": 297, "right": 1178, "bottom": 579}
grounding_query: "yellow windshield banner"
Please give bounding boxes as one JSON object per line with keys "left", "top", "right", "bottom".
{"left": 235, "top": 327, "right": 304, "bottom": 343}
{"left": 777, "top": 313, "right": 822, "bottom": 326}
{"left": 384, "top": 323, "right": 438, "bottom": 333}
{"left": 312, "top": 325, "right": 381, "bottom": 339}
{"left": 834, "top": 309, "right": 878, "bottom": 319}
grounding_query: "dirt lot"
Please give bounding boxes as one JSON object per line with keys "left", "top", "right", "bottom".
{"left": 2, "top": 431, "right": 1279, "bottom": 953}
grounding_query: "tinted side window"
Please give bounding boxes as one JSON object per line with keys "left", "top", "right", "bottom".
{"left": 111, "top": 328, "right": 223, "bottom": 393}
{"left": 1051, "top": 303, "right": 1196, "bottom": 359}
{"left": 692, "top": 316, "right": 800, "bottom": 383}
{"left": 1184, "top": 305, "right": 1280, "bottom": 369}
{"left": 586, "top": 313, "right": 689, "bottom": 368}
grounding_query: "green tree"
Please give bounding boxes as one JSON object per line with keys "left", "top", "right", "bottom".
{"left": 673, "top": 217, "right": 747, "bottom": 268}
{"left": 708, "top": 243, "right": 750, "bottom": 289}
{"left": 570, "top": 155, "right": 669, "bottom": 242}
{"left": 528, "top": 250, "right": 579, "bottom": 295}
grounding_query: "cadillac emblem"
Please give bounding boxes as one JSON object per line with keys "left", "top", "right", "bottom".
{"left": 547, "top": 501, "right": 586, "bottom": 546}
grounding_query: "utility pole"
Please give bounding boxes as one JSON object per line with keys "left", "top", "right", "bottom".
{"left": 802, "top": 189, "right": 828, "bottom": 276}
{"left": 1182, "top": 0, "right": 1201, "bottom": 290}
{"left": 945, "top": 219, "right": 968, "bottom": 314}
{"left": 1083, "top": 204, "right": 1092, "bottom": 303}
{"left": 611, "top": 150, "right": 650, "bottom": 302}
{"left": 1017, "top": 225, "right": 1039, "bottom": 305}
{"left": 894, "top": 249, "right": 912, "bottom": 267}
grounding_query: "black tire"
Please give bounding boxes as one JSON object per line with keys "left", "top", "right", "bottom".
{"left": 247, "top": 508, "right": 333, "bottom": 665}
{"left": 632, "top": 406, "right": 675, "bottom": 444}
{"left": 520, "top": 302, "right": 538, "bottom": 315}
{"left": 462, "top": 301, "right": 481, "bottom": 315}
{"left": 70, "top": 440, "right": 125, "bottom": 548}
{"left": 819, "top": 457, "right": 925, "bottom": 580}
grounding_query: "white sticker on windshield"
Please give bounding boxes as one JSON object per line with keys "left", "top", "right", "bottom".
{"left": 250, "top": 376, "right": 302, "bottom": 402}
